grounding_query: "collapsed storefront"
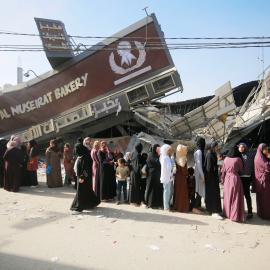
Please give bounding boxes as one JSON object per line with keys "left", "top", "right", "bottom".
{"left": 117, "top": 77, "right": 270, "bottom": 155}
{"left": 1, "top": 14, "right": 269, "bottom": 152}
{"left": 0, "top": 14, "right": 182, "bottom": 143}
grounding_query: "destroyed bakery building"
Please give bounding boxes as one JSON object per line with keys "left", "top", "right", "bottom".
{"left": 0, "top": 14, "right": 269, "bottom": 150}
{"left": 0, "top": 14, "right": 182, "bottom": 144}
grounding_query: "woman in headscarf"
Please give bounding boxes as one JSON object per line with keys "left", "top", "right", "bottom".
{"left": 254, "top": 143, "right": 270, "bottom": 220}
{"left": 98, "top": 141, "right": 116, "bottom": 201}
{"left": 83, "top": 137, "right": 93, "bottom": 187}
{"left": 204, "top": 142, "right": 223, "bottom": 219}
{"left": 71, "top": 143, "right": 100, "bottom": 213}
{"left": 45, "top": 139, "right": 63, "bottom": 188}
{"left": 129, "top": 143, "right": 143, "bottom": 206}
{"left": 140, "top": 152, "right": 148, "bottom": 204}
{"left": 3, "top": 136, "right": 24, "bottom": 192}
{"left": 238, "top": 142, "right": 254, "bottom": 219}
{"left": 193, "top": 137, "right": 206, "bottom": 214}
{"left": 0, "top": 138, "right": 7, "bottom": 188}
{"left": 160, "top": 144, "right": 174, "bottom": 211}
{"left": 83, "top": 137, "right": 92, "bottom": 152}
{"left": 63, "top": 143, "right": 75, "bottom": 186}
{"left": 173, "top": 144, "right": 189, "bottom": 212}
{"left": 27, "top": 139, "right": 39, "bottom": 187}
{"left": 221, "top": 145, "right": 245, "bottom": 222}
{"left": 73, "top": 137, "right": 83, "bottom": 160}
{"left": 144, "top": 144, "right": 163, "bottom": 209}
{"left": 73, "top": 137, "right": 84, "bottom": 189}
{"left": 91, "top": 140, "right": 100, "bottom": 194}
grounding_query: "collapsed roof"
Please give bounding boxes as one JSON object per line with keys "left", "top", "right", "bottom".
{"left": 133, "top": 75, "right": 269, "bottom": 148}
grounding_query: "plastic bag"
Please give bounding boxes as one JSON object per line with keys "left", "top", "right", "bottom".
{"left": 46, "top": 164, "right": 53, "bottom": 175}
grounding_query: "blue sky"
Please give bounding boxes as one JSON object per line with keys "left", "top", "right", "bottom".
{"left": 0, "top": 0, "right": 269, "bottom": 101}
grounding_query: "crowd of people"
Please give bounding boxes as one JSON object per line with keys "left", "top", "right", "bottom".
{"left": 0, "top": 136, "right": 39, "bottom": 192}
{"left": 1, "top": 135, "right": 270, "bottom": 222}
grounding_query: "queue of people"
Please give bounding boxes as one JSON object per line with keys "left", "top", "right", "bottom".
{"left": 0, "top": 136, "right": 39, "bottom": 192}
{"left": 1, "top": 134, "right": 270, "bottom": 222}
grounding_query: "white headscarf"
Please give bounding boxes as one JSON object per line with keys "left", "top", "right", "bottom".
{"left": 176, "top": 144, "right": 188, "bottom": 167}
{"left": 6, "top": 135, "right": 21, "bottom": 150}
{"left": 83, "top": 137, "right": 91, "bottom": 150}
{"left": 160, "top": 144, "right": 173, "bottom": 184}
{"left": 124, "top": 152, "right": 131, "bottom": 162}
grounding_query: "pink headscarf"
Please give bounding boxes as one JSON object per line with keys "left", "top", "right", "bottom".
{"left": 254, "top": 143, "right": 270, "bottom": 191}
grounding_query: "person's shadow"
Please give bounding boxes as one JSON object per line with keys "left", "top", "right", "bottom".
{"left": 81, "top": 205, "right": 208, "bottom": 226}
{"left": 0, "top": 252, "right": 100, "bottom": 270}
{"left": 18, "top": 182, "right": 76, "bottom": 199}
{"left": 244, "top": 214, "right": 270, "bottom": 226}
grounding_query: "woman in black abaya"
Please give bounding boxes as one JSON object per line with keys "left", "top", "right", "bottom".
{"left": 129, "top": 143, "right": 143, "bottom": 206}
{"left": 204, "top": 142, "right": 222, "bottom": 219}
{"left": 3, "top": 136, "right": 24, "bottom": 192}
{"left": 98, "top": 141, "right": 116, "bottom": 201}
{"left": 144, "top": 144, "right": 163, "bottom": 209}
{"left": 71, "top": 144, "right": 100, "bottom": 212}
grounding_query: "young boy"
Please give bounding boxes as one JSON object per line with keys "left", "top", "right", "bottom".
{"left": 116, "top": 158, "right": 129, "bottom": 204}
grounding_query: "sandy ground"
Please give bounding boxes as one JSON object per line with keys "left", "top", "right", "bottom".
{"left": 0, "top": 172, "right": 270, "bottom": 270}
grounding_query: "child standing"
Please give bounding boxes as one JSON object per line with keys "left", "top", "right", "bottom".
{"left": 116, "top": 158, "right": 129, "bottom": 204}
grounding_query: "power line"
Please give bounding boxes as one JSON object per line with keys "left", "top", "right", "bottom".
{"left": 1, "top": 29, "right": 270, "bottom": 52}
{"left": 0, "top": 30, "right": 270, "bottom": 40}
{"left": 1, "top": 40, "right": 270, "bottom": 47}
{"left": 1, "top": 40, "right": 270, "bottom": 48}
{"left": 0, "top": 45, "right": 270, "bottom": 52}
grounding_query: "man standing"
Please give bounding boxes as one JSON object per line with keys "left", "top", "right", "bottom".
{"left": 238, "top": 142, "right": 254, "bottom": 219}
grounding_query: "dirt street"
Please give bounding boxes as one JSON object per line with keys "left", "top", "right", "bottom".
{"left": 0, "top": 173, "right": 270, "bottom": 270}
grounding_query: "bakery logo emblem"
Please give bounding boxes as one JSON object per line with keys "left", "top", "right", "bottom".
{"left": 109, "top": 41, "right": 146, "bottom": 75}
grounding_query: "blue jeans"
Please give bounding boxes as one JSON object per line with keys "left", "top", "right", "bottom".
{"left": 163, "top": 182, "right": 173, "bottom": 210}
{"left": 117, "top": 181, "right": 127, "bottom": 202}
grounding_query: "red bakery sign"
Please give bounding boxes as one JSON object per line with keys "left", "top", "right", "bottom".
{"left": 0, "top": 16, "right": 173, "bottom": 135}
